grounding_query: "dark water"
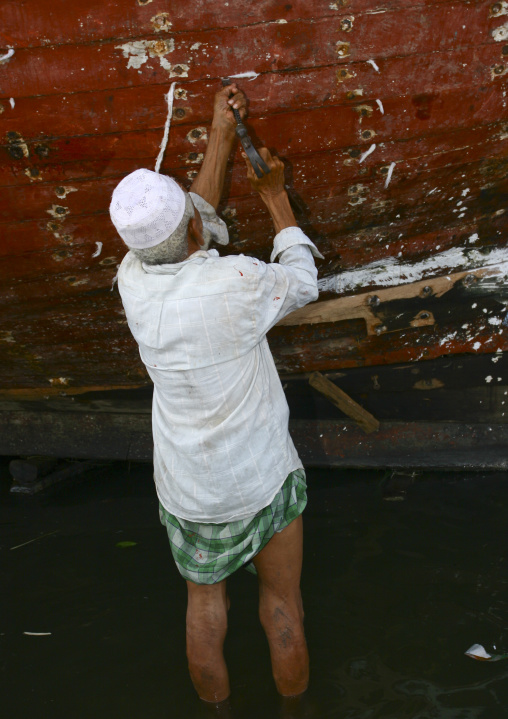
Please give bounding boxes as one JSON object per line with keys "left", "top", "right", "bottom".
{"left": 2, "top": 460, "right": 508, "bottom": 719}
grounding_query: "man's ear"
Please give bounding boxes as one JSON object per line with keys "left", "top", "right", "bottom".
{"left": 187, "top": 215, "right": 205, "bottom": 248}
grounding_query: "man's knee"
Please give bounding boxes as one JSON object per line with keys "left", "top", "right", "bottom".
{"left": 259, "top": 589, "right": 304, "bottom": 641}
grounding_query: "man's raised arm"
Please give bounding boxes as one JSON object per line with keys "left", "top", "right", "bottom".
{"left": 189, "top": 83, "right": 246, "bottom": 210}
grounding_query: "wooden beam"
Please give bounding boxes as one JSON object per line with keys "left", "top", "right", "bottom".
{"left": 309, "top": 371, "right": 380, "bottom": 434}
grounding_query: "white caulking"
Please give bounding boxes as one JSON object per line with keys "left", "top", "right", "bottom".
{"left": 427, "top": 188, "right": 437, "bottom": 195}
{"left": 317, "top": 246, "right": 508, "bottom": 294}
{"left": 384, "top": 162, "right": 395, "bottom": 188}
{"left": 375, "top": 99, "right": 384, "bottom": 114}
{"left": 92, "top": 242, "right": 103, "bottom": 258}
{"left": 359, "top": 143, "right": 376, "bottom": 163}
{"left": 9, "top": 98, "right": 15, "bottom": 109}
{"left": 367, "top": 59, "right": 380, "bottom": 72}
{"left": 228, "top": 71, "right": 259, "bottom": 81}
{"left": 0, "top": 48, "right": 15, "bottom": 63}
{"left": 155, "top": 82, "right": 176, "bottom": 174}
{"left": 111, "top": 266, "right": 120, "bottom": 292}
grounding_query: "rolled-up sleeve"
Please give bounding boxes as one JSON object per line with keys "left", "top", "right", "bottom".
{"left": 251, "top": 227, "right": 323, "bottom": 338}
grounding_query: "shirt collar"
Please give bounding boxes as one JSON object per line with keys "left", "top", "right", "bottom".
{"left": 141, "top": 248, "right": 219, "bottom": 275}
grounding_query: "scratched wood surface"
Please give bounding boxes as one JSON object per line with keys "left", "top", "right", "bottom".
{"left": 1, "top": 0, "right": 507, "bottom": 392}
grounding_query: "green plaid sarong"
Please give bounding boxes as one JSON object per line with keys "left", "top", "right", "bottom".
{"left": 159, "top": 468, "right": 307, "bottom": 584}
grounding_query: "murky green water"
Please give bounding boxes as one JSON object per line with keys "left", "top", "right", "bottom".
{"left": 2, "top": 461, "right": 508, "bottom": 718}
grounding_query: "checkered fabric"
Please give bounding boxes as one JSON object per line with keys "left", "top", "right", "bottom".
{"left": 159, "top": 469, "right": 307, "bottom": 584}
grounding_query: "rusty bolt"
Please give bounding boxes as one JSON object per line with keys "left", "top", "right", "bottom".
{"left": 419, "top": 311, "right": 430, "bottom": 320}
{"left": 191, "top": 128, "right": 202, "bottom": 139}
{"left": 421, "top": 285, "right": 433, "bottom": 297}
{"left": 463, "top": 273, "right": 477, "bottom": 287}
{"left": 368, "top": 295, "right": 380, "bottom": 307}
{"left": 375, "top": 325, "right": 387, "bottom": 335}
{"left": 35, "top": 144, "right": 50, "bottom": 158}
{"left": 491, "top": 2, "right": 503, "bottom": 14}
{"left": 362, "top": 129, "right": 374, "bottom": 140}
{"left": 174, "top": 108, "right": 186, "bottom": 118}
{"left": 28, "top": 167, "right": 40, "bottom": 177}
{"left": 8, "top": 145, "right": 24, "bottom": 160}
{"left": 494, "top": 64, "right": 505, "bottom": 74}
{"left": 424, "top": 378, "right": 434, "bottom": 387}
{"left": 7, "top": 131, "right": 21, "bottom": 141}
{"left": 380, "top": 166, "right": 389, "bottom": 175}
{"left": 173, "top": 65, "right": 184, "bottom": 75}
{"left": 189, "top": 152, "right": 198, "bottom": 160}
{"left": 340, "top": 17, "right": 354, "bottom": 32}
{"left": 55, "top": 206, "right": 67, "bottom": 215}
{"left": 349, "top": 148, "right": 361, "bottom": 158}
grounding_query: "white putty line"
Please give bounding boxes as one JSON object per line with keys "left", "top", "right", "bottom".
{"left": 317, "top": 246, "right": 508, "bottom": 295}
{"left": 111, "top": 266, "right": 120, "bottom": 292}
{"left": 367, "top": 59, "right": 380, "bottom": 72}
{"left": 0, "top": 48, "right": 15, "bottom": 63}
{"left": 92, "top": 242, "right": 103, "bottom": 258}
{"left": 384, "top": 161, "right": 395, "bottom": 188}
{"left": 9, "top": 98, "right": 15, "bottom": 109}
{"left": 155, "top": 82, "right": 176, "bottom": 174}
{"left": 359, "top": 143, "right": 376, "bottom": 163}
{"left": 375, "top": 99, "right": 384, "bottom": 114}
{"left": 228, "top": 71, "right": 259, "bottom": 81}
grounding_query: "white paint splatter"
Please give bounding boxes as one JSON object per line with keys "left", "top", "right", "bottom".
{"left": 375, "top": 99, "right": 384, "bottom": 114}
{"left": 485, "top": 375, "right": 493, "bottom": 383}
{"left": 489, "top": 317, "right": 502, "bottom": 325}
{"left": 384, "top": 162, "right": 396, "bottom": 188}
{"left": 9, "top": 97, "right": 15, "bottom": 109}
{"left": 92, "top": 242, "right": 103, "bottom": 258}
{"left": 228, "top": 71, "right": 259, "bottom": 81}
{"left": 462, "top": 188, "right": 470, "bottom": 196}
{"left": 427, "top": 188, "right": 438, "bottom": 195}
{"left": 359, "top": 143, "right": 376, "bottom": 163}
{"left": 274, "top": 18, "right": 288, "bottom": 23}
{"left": 469, "top": 232, "right": 479, "bottom": 243}
{"left": 473, "top": 342, "right": 481, "bottom": 350}
{"left": 0, "top": 48, "right": 15, "bottom": 64}
{"left": 317, "top": 246, "right": 508, "bottom": 294}
{"left": 367, "top": 59, "right": 380, "bottom": 72}
{"left": 190, "top": 42, "right": 202, "bottom": 50}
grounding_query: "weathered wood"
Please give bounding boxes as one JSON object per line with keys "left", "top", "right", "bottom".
{"left": 309, "top": 371, "right": 380, "bottom": 433}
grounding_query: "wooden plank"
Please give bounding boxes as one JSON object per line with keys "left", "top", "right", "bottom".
{"left": 1, "top": 43, "right": 503, "bottom": 149}
{"left": 309, "top": 371, "right": 380, "bottom": 433}
{"left": 0, "top": 0, "right": 466, "bottom": 49}
{"left": 0, "top": 2, "right": 500, "bottom": 98}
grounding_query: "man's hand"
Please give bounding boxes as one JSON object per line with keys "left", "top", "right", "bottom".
{"left": 211, "top": 83, "right": 247, "bottom": 136}
{"left": 243, "top": 147, "right": 297, "bottom": 234}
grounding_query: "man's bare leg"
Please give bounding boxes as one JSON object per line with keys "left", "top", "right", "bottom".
{"left": 252, "top": 515, "right": 309, "bottom": 696}
{"left": 186, "top": 579, "right": 230, "bottom": 703}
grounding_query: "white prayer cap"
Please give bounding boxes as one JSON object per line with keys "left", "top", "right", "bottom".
{"left": 109, "top": 168, "right": 186, "bottom": 249}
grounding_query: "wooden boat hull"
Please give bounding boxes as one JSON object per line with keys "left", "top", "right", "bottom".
{"left": 1, "top": 0, "right": 507, "bottom": 463}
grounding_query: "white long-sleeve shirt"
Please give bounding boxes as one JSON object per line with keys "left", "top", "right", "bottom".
{"left": 118, "top": 196, "right": 323, "bottom": 522}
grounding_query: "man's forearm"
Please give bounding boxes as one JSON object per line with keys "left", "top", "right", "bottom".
{"left": 263, "top": 191, "right": 298, "bottom": 235}
{"left": 189, "top": 126, "right": 235, "bottom": 210}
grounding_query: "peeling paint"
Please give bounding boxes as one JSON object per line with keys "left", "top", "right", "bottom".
{"left": 336, "top": 42, "right": 350, "bottom": 57}
{"left": 376, "top": 99, "right": 384, "bottom": 114}
{"left": 9, "top": 98, "right": 15, "bottom": 109}
{"left": 116, "top": 39, "right": 175, "bottom": 70}
{"left": 318, "top": 247, "right": 508, "bottom": 295}
{"left": 185, "top": 152, "right": 204, "bottom": 164}
{"left": 92, "top": 242, "right": 103, "bottom": 258}
{"left": 492, "top": 22, "right": 508, "bottom": 41}
{"left": 24, "top": 167, "right": 42, "bottom": 182}
{"left": 175, "top": 88, "right": 188, "bottom": 100}
{"left": 337, "top": 67, "right": 356, "bottom": 83}
{"left": 384, "top": 162, "right": 396, "bottom": 188}
{"left": 353, "top": 104, "right": 374, "bottom": 118}
{"left": 6, "top": 132, "right": 29, "bottom": 159}
{"left": 151, "top": 12, "right": 172, "bottom": 32}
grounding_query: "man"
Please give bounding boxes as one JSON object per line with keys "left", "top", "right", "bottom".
{"left": 109, "top": 84, "right": 323, "bottom": 710}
